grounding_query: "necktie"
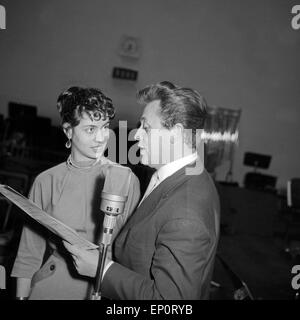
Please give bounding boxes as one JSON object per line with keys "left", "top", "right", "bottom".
{"left": 138, "top": 171, "right": 159, "bottom": 206}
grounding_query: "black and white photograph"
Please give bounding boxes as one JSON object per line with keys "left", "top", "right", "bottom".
{"left": 0, "top": 0, "right": 300, "bottom": 308}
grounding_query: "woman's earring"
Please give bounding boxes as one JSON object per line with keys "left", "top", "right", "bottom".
{"left": 65, "top": 139, "right": 72, "bottom": 149}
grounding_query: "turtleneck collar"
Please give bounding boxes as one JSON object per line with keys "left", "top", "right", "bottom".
{"left": 66, "top": 155, "right": 102, "bottom": 170}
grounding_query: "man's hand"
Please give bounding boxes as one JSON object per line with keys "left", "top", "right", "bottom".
{"left": 63, "top": 241, "right": 103, "bottom": 278}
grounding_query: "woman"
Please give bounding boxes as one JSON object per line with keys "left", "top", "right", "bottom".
{"left": 10, "top": 86, "right": 140, "bottom": 299}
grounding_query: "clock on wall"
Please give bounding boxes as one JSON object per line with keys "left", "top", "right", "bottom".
{"left": 119, "top": 35, "right": 141, "bottom": 59}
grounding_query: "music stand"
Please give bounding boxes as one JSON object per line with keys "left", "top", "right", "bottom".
{"left": 243, "top": 152, "right": 277, "bottom": 192}
{"left": 243, "top": 152, "right": 271, "bottom": 172}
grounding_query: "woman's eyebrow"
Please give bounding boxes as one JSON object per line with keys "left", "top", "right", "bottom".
{"left": 82, "top": 124, "right": 97, "bottom": 127}
{"left": 82, "top": 120, "right": 110, "bottom": 128}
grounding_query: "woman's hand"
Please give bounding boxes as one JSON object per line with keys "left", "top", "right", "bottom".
{"left": 63, "top": 241, "right": 101, "bottom": 278}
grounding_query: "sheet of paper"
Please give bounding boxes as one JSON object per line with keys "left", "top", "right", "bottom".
{"left": 0, "top": 184, "right": 98, "bottom": 250}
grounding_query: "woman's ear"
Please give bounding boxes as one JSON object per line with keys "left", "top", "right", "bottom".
{"left": 62, "top": 123, "right": 73, "bottom": 139}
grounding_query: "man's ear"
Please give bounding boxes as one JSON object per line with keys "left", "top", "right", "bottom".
{"left": 62, "top": 123, "right": 73, "bottom": 139}
{"left": 171, "top": 123, "right": 184, "bottom": 144}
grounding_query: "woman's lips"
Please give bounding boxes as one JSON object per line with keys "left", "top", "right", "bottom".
{"left": 91, "top": 145, "right": 104, "bottom": 152}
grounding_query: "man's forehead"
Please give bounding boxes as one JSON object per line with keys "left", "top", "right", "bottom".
{"left": 141, "top": 100, "right": 161, "bottom": 121}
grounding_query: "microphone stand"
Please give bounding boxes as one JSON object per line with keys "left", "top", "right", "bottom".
{"left": 91, "top": 192, "right": 127, "bottom": 300}
{"left": 91, "top": 243, "right": 108, "bottom": 300}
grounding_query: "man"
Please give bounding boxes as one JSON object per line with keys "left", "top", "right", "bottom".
{"left": 64, "top": 81, "right": 220, "bottom": 300}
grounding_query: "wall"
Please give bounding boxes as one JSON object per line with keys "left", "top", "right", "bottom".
{"left": 0, "top": 0, "right": 299, "bottom": 188}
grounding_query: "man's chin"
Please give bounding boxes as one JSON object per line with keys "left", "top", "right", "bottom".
{"left": 140, "top": 154, "right": 151, "bottom": 166}
{"left": 140, "top": 157, "right": 159, "bottom": 169}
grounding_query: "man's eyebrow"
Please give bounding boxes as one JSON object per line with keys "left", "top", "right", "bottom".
{"left": 140, "top": 117, "right": 150, "bottom": 127}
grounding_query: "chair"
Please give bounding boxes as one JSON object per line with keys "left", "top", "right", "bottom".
{"left": 244, "top": 172, "right": 277, "bottom": 193}
{"left": 284, "top": 178, "right": 300, "bottom": 257}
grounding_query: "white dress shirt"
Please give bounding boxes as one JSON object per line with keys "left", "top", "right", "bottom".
{"left": 155, "top": 152, "right": 198, "bottom": 187}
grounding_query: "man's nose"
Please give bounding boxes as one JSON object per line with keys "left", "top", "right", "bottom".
{"left": 134, "top": 127, "right": 142, "bottom": 141}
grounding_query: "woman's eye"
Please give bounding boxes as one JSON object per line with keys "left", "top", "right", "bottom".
{"left": 86, "top": 127, "right": 95, "bottom": 134}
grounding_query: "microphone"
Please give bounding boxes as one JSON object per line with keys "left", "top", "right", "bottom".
{"left": 99, "top": 165, "right": 131, "bottom": 246}
{"left": 92, "top": 165, "right": 131, "bottom": 300}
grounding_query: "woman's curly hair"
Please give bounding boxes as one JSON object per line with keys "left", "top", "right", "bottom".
{"left": 57, "top": 86, "right": 115, "bottom": 127}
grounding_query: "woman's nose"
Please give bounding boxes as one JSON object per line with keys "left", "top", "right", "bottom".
{"left": 95, "top": 128, "right": 106, "bottom": 142}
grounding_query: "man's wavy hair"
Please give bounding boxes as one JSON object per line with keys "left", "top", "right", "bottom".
{"left": 57, "top": 86, "right": 115, "bottom": 127}
{"left": 136, "top": 81, "right": 207, "bottom": 148}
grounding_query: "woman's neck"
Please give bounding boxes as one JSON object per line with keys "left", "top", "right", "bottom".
{"left": 67, "top": 154, "right": 101, "bottom": 169}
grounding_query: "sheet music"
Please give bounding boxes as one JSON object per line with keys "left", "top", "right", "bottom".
{"left": 0, "top": 184, "right": 98, "bottom": 250}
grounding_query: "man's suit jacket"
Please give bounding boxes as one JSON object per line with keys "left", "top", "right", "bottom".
{"left": 102, "top": 164, "right": 220, "bottom": 300}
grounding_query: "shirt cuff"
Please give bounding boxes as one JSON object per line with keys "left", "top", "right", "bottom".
{"left": 102, "top": 261, "right": 114, "bottom": 279}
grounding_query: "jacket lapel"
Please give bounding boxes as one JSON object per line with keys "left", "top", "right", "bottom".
{"left": 125, "top": 162, "right": 198, "bottom": 228}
